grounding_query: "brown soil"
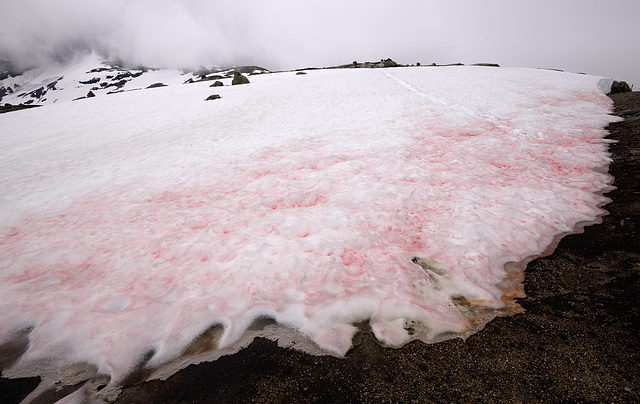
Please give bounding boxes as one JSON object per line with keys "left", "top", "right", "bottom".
{"left": 1, "top": 92, "right": 639, "bottom": 404}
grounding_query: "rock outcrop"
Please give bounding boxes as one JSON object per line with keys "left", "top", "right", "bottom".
{"left": 471, "top": 63, "right": 500, "bottom": 67}
{"left": 146, "top": 83, "right": 167, "bottom": 89}
{"left": 342, "top": 58, "right": 401, "bottom": 69}
{"left": 610, "top": 81, "right": 632, "bottom": 94}
{"left": 232, "top": 72, "right": 250, "bottom": 85}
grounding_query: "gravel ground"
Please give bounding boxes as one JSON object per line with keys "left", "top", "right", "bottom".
{"left": 1, "top": 91, "right": 639, "bottom": 404}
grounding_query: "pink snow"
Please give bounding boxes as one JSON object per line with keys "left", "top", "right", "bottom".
{"left": 0, "top": 65, "right": 619, "bottom": 399}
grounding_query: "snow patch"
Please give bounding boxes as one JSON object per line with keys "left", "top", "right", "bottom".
{"left": 0, "top": 64, "right": 619, "bottom": 401}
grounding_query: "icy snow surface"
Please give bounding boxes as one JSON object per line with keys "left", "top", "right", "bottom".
{"left": 0, "top": 64, "right": 618, "bottom": 397}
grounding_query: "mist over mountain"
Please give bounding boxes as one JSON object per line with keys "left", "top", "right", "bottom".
{"left": 0, "top": 0, "right": 255, "bottom": 71}
{"left": 1, "top": 0, "right": 639, "bottom": 87}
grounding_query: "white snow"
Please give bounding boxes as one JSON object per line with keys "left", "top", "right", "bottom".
{"left": 1, "top": 51, "right": 189, "bottom": 105}
{"left": 0, "top": 61, "right": 619, "bottom": 401}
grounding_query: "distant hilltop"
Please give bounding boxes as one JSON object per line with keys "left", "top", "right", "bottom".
{"left": 1, "top": 53, "right": 633, "bottom": 114}
{"left": 0, "top": 51, "right": 269, "bottom": 108}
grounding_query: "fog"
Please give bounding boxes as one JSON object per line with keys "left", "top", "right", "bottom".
{"left": 1, "top": 0, "right": 638, "bottom": 86}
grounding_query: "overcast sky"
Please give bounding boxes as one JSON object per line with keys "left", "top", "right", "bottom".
{"left": 1, "top": 0, "right": 638, "bottom": 87}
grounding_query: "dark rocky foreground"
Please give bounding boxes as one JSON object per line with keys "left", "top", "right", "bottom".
{"left": 1, "top": 92, "right": 639, "bottom": 403}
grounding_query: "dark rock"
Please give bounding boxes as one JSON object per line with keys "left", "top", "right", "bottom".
{"left": 23, "top": 86, "right": 47, "bottom": 99}
{"left": 232, "top": 72, "right": 250, "bottom": 85}
{"left": 296, "top": 72, "right": 307, "bottom": 75}
{"left": 338, "top": 58, "right": 402, "bottom": 69}
{"left": 621, "top": 109, "right": 640, "bottom": 117}
{"left": 79, "top": 77, "right": 100, "bottom": 85}
{"left": 0, "top": 103, "right": 41, "bottom": 114}
{"left": 88, "top": 71, "right": 140, "bottom": 92}
{"left": 233, "top": 66, "right": 269, "bottom": 75}
{"left": 610, "top": 81, "right": 632, "bottom": 94}
{"left": 205, "top": 94, "right": 221, "bottom": 101}
{"left": 210, "top": 81, "right": 224, "bottom": 87}
{"left": 0, "top": 376, "right": 40, "bottom": 403}
{"left": 472, "top": 63, "right": 500, "bottom": 67}
{"left": 73, "top": 90, "right": 99, "bottom": 100}
{"left": 0, "top": 86, "right": 9, "bottom": 103}
{"left": 87, "top": 67, "right": 111, "bottom": 74}
{"left": 196, "top": 76, "right": 222, "bottom": 83}
{"left": 379, "top": 58, "right": 398, "bottom": 68}
{"left": 188, "top": 66, "right": 268, "bottom": 80}
{"left": 146, "top": 83, "right": 167, "bottom": 89}
{"left": 187, "top": 73, "right": 234, "bottom": 84}
{"left": 113, "top": 80, "right": 127, "bottom": 89}
{"left": 113, "top": 71, "right": 143, "bottom": 81}
{"left": 47, "top": 77, "right": 63, "bottom": 90}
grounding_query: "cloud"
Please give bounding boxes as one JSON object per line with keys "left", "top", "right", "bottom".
{"left": 0, "top": 0, "right": 638, "bottom": 86}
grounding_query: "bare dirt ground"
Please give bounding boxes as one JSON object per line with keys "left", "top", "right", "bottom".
{"left": 1, "top": 92, "right": 638, "bottom": 404}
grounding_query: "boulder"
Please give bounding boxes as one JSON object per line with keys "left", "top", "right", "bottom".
{"left": 232, "top": 72, "right": 250, "bottom": 85}
{"left": 610, "top": 81, "right": 632, "bottom": 93}
{"left": 210, "top": 81, "right": 224, "bottom": 87}
{"left": 205, "top": 94, "right": 221, "bottom": 101}
{"left": 87, "top": 91, "right": 96, "bottom": 98}
{"left": 0, "top": 103, "right": 40, "bottom": 114}
{"left": 146, "top": 83, "right": 167, "bottom": 89}
{"left": 472, "top": 63, "right": 500, "bottom": 67}
{"left": 79, "top": 77, "right": 100, "bottom": 85}
{"left": 379, "top": 58, "right": 398, "bottom": 68}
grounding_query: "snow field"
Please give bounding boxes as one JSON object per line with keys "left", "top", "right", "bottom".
{"left": 0, "top": 65, "right": 619, "bottom": 399}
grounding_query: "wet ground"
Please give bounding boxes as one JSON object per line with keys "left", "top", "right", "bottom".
{"left": 1, "top": 92, "right": 639, "bottom": 403}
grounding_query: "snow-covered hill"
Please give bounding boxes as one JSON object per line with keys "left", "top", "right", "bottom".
{"left": 0, "top": 54, "right": 619, "bottom": 403}
{"left": 0, "top": 51, "right": 268, "bottom": 106}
